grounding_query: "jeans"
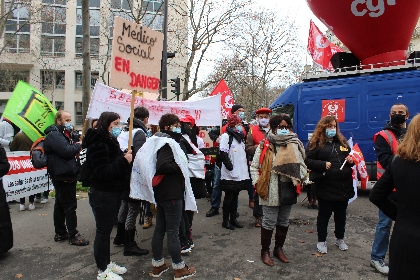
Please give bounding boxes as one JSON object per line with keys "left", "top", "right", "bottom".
{"left": 371, "top": 209, "right": 393, "bottom": 261}
{"left": 179, "top": 202, "right": 191, "bottom": 247}
{"left": 145, "top": 201, "right": 153, "bottom": 217}
{"left": 89, "top": 188, "right": 121, "bottom": 271}
{"left": 253, "top": 195, "right": 263, "bottom": 218}
{"left": 53, "top": 180, "right": 78, "bottom": 237}
{"left": 152, "top": 199, "right": 183, "bottom": 264}
{"left": 247, "top": 179, "right": 254, "bottom": 200}
{"left": 317, "top": 198, "right": 348, "bottom": 242}
{"left": 211, "top": 166, "right": 222, "bottom": 209}
{"left": 117, "top": 200, "right": 141, "bottom": 230}
{"left": 262, "top": 205, "right": 292, "bottom": 230}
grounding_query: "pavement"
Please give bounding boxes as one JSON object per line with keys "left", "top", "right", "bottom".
{"left": 0, "top": 190, "right": 388, "bottom": 280}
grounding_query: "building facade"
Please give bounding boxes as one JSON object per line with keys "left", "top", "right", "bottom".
{"left": 0, "top": 0, "right": 187, "bottom": 128}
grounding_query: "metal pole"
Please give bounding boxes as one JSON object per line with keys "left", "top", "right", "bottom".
{"left": 161, "top": 0, "right": 169, "bottom": 100}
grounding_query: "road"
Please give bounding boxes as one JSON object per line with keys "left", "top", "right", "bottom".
{"left": 0, "top": 190, "right": 387, "bottom": 280}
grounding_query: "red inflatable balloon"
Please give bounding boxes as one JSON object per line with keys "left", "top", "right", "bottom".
{"left": 306, "top": 0, "right": 420, "bottom": 66}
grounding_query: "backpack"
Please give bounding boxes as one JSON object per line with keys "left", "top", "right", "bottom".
{"left": 30, "top": 137, "right": 48, "bottom": 169}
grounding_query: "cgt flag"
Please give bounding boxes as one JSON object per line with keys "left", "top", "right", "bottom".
{"left": 349, "top": 143, "right": 369, "bottom": 190}
{"left": 210, "top": 79, "right": 235, "bottom": 119}
{"left": 307, "top": 20, "right": 344, "bottom": 70}
{"left": 3, "top": 81, "right": 57, "bottom": 142}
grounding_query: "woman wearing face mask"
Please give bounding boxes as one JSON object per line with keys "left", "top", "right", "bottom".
{"left": 219, "top": 114, "right": 250, "bottom": 230}
{"left": 305, "top": 116, "right": 354, "bottom": 255}
{"left": 82, "top": 112, "right": 132, "bottom": 280}
{"left": 250, "top": 114, "right": 307, "bottom": 266}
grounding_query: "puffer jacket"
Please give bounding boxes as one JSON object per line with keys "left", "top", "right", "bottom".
{"left": 44, "top": 125, "right": 81, "bottom": 181}
{"left": 82, "top": 128, "right": 131, "bottom": 193}
{"left": 305, "top": 137, "right": 354, "bottom": 201}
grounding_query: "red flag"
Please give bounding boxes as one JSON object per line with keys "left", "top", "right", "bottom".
{"left": 307, "top": 20, "right": 344, "bottom": 70}
{"left": 349, "top": 143, "right": 369, "bottom": 190}
{"left": 210, "top": 79, "right": 235, "bottom": 119}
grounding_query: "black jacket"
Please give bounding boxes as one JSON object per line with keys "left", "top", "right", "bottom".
{"left": 0, "top": 147, "right": 12, "bottom": 254}
{"left": 132, "top": 118, "right": 148, "bottom": 160}
{"left": 305, "top": 137, "right": 354, "bottom": 201}
{"left": 153, "top": 131, "right": 186, "bottom": 203}
{"left": 369, "top": 156, "right": 420, "bottom": 280}
{"left": 374, "top": 122, "right": 406, "bottom": 169}
{"left": 44, "top": 125, "right": 81, "bottom": 181}
{"left": 82, "top": 128, "right": 131, "bottom": 193}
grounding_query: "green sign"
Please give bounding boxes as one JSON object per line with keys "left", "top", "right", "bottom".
{"left": 3, "top": 81, "right": 57, "bottom": 142}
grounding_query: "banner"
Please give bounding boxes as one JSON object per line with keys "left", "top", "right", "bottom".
{"left": 3, "top": 81, "right": 57, "bottom": 142}
{"left": 3, "top": 151, "right": 53, "bottom": 202}
{"left": 209, "top": 80, "right": 235, "bottom": 119}
{"left": 349, "top": 143, "right": 369, "bottom": 190}
{"left": 307, "top": 20, "right": 344, "bottom": 70}
{"left": 87, "top": 83, "right": 222, "bottom": 126}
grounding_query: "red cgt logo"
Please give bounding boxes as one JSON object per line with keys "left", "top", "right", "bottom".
{"left": 322, "top": 99, "right": 346, "bottom": 122}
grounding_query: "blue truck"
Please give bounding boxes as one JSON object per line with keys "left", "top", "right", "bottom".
{"left": 269, "top": 64, "right": 420, "bottom": 189}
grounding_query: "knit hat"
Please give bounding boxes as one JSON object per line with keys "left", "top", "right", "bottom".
{"left": 231, "top": 104, "right": 244, "bottom": 114}
{"left": 227, "top": 114, "right": 241, "bottom": 127}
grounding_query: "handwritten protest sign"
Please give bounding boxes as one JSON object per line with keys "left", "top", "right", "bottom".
{"left": 110, "top": 17, "right": 164, "bottom": 92}
{"left": 3, "top": 81, "right": 57, "bottom": 142}
{"left": 3, "top": 151, "right": 53, "bottom": 201}
{"left": 87, "top": 83, "right": 222, "bottom": 126}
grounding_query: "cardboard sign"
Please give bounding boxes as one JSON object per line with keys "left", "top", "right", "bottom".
{"left": 321, "top": 99, "right": 346, "bottom": 122}
{"left": 110, "top": 17, "right": 164, "bottom": 92}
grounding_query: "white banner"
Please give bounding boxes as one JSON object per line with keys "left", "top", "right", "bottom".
{"left": 3, "top": 151, "right": 53, "bottom": 202}
{"left": 87, "top": 83, "right": 222, "bottom": 126}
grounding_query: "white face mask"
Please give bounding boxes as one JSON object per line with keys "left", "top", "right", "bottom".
{"left": 258, "top": 118, "right": 269, "bottom": 127}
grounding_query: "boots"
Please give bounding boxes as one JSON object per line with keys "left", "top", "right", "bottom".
{"left": 222, "top": 209, "right": 235, "bottom": 230}
{"left": 273, "top": 225, "right": 289, "bottom": 263}
{"left": 113, "top": 222, "right": 125, "bottom": 246}
{"left": 230, "top": 213, "right": 243, "bottom": 228}
{"left": 261, "top": 227, "right": 274, "bottom": 266}
{"left": 123, "top": 229, "right": 149, "bottom": 256}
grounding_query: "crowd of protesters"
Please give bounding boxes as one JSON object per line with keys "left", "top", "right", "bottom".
{"left": 0, "top": 101, "right": 417, "bottom": 280}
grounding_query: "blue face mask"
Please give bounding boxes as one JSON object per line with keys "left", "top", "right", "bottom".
{"left": 110, "top": 127, "right": 122, "bottom": 138}
{"left": 172, "top": 127, "right": 182, "bottom": 134}
{"left": 238, "top": 112, "right": 245, "bottom": 120}
{"left": 235, "top": 125, "right": 242, "bottom": 132}
{"left": 277, "top": 128, "right": 290, "bottom": 135}
{"left": 325, "top": 128, "right": 336, "bottom": 138}
{"left": 146, "top": 129, "right": 152, "bottom": 138}
{"left": 64, "top": 122, "right": 73, "bottom": 131}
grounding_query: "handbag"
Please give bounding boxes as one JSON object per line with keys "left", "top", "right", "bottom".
{"left": 278, "top": 179, "right": 297, "bottom": 205}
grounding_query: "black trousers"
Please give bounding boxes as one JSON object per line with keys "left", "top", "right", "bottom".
{"left": 53, "top": 180, "right": 78, "bottom": 237}
{"left": 317, "top": 198, "right": 348, "bottom": 242}
{"left": 253, "top": 195, "right": 263, "bottom": 218}
{"left": 222, "top": 190, "right": 239, "bottom": 215}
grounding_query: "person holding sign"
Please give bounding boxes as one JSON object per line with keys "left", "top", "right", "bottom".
{"left": 82, "top": 112, "right": 132, "bottom": 280}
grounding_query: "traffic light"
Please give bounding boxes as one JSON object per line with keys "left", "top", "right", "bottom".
{"left": 170, "top": 77, "right": 181, "bottom": 96}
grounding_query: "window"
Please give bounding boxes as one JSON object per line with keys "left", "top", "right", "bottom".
{"left": 3, "top": 0, "right": 31, "bottom": 53}
{"left": 55, "top": 101, "right": 64, "bottom": 110}
{"left": 142, "top": 0, "right": 163, "bottom": 13}
{"left": 76, "top": 1, "right": 100, "bottom": 57}
{"left": 142, "top": 1, "right": 164, "bottom": 32}
{"left": 0, "top": 70, "right": 29, "bottom": 92}
{"left": 75, "top": 102, "right": 83, "bottom": 125}
{"left": 41, "top": 70, "right": 65, "bottom": 90}
{"left": 41, "top": 0, "right": 66, "bottom": 57}
{"left": 75, "top": 72, "right": 99, "bottom": 90}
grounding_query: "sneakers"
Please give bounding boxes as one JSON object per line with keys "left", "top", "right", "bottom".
{"left": 54, "top": 232, "right": 69, "bottom": 242}
{"left": 69, "top": 232, "right": 89, "bottom": 246}
{"left": 205, "top": 207, "right": 219, "bottom": 217}
{"left": 335, "top": 239, "right": 348, "bottom": 251}
{"left": 370, "top": 260, "right": 389, "bottom": 275}
{"left": 150, "top": 263, "right": 169, "bottom": 278}
{"left": 107, "top": 262, "right": 127, "bottom": 275}
{"left": 28, "top": 203, "right": 36, "bottom": 211}
{"left": 19, "top": 204, "right": 26, "bottom": 211}
{"left": 97, "top": 268, "right": 123, "bottom": 280}
{"left": 34, "top": 197, "right": 42, "bottom": 203}
{"left": 174, "top": 264, "right": 196, "bottom": 280}
{"left": 181, "top": 244, "right": 192, "bottom": 254}
{"left": 317, "top": 241, "right": 328, "bottom": 254}
{"left": 189, "top": 239, "right": 194, "bottom": 249}
{"left": 143, "top": 215, "right": 153, "bottom": 229}
{"left": 40, "top": 198, "right": 48, "bottom": 204}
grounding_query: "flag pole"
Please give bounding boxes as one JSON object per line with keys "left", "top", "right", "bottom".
{"left": 127, "top": 90, "right": 137, "bottom": 152}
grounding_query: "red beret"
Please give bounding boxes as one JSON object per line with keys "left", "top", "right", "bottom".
{"left": 180, "top": 115, "right": 195, "bottom": 126}
{"left": 255, "top": 107, "right": 272, "bottom": 115}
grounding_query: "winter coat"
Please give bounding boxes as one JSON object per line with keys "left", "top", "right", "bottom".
{"left": 0, "top": 147, "right": 12, "bottom": 253}
{"left": 153, "top": 131, "right": 187, "bottom": 203}
{"left": 82, "top": 128, "right": 131, "bottom": 193}
{"left": 374, "top": 122, "right": 406, "bottom": 169}
{"left": 0, "top": 121, "right": 15, "bottom": 152}
{"left": 44, "top": 125, "right": 81, "bottom": 181}
{"left": 369, "top": 156, "right": 420, "bottom": 280}
{"left": 305, "top": 137, "right": 354, "bottom": 201}
{"left": 132, "top": 118, "right": 148, "bottom": 159}
{"left": 245, "top": 125, "right": 268, "bottom": 159}
{"left": 9, "top": 132, "right": 33, "bottom": 151}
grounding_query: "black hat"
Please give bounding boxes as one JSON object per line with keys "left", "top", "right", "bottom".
{"left": 231, "top": 104, "right": 244, "bottom": 114}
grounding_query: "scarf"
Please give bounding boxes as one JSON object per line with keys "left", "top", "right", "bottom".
{"left": 226, "top": 127, "right": 244, "bottom": 143}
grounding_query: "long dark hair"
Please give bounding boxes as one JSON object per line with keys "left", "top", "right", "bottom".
{"left": 95, "top": 112, "right": 120, "bottom": 135}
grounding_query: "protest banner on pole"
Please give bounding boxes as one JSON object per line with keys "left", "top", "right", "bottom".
{"left": 3, "top": 81, "right": 57, "bottom": 142}
{"left": 210, "top": 79, "right": 235, "bottom": 119}
{"left": 87, "top": 83, "right": 222, "bottom": 126}
{"left": 3, "top": 151, "right": 53, "bottom": 202}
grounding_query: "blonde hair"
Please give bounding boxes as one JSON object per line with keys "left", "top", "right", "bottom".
{"left": 54, "top": 110, "right": 69, "bottom": 125}
{"left": 308, "top": 115, "right": 348, "bottom": 150}
{"left": 397, "top": 114, "right": 420, "bottom": 161}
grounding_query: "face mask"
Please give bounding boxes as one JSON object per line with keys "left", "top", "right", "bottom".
{"left": 235, "top": 125, "right": 242, "bottom": 132}
{"left": 64, "top": 122, "right": 73, "bottom": 131}
{"left": 146, "top": 129, "right": 152, "bottom": 138}
{"left": 390, "top": 114, "right": 406, "bottom": 126}
{"left": 277, "top": 128, "right": 290, "bottom": 135}
{"left": 259, "top": 118, "right": 269, "bottom": 127}
{"left": 238, "top": 112, "right": 245, "bottom": 120}
{"left": 110, "top": 127, "right": 122, "bottom": 138}
{"left": 172, "top": 127, "right": 182, "bottom": 134}
{"left": 325, "top": 128, "right": 336, "bottom": 138}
